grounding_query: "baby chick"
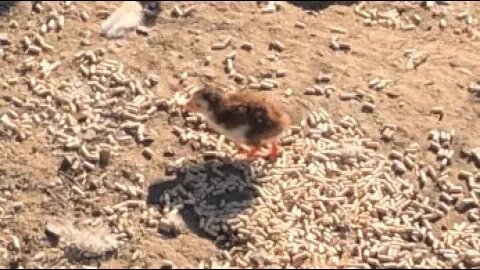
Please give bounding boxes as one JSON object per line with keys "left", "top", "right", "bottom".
{"left": 185, "top": 87, "right": 291, "bottom": 160}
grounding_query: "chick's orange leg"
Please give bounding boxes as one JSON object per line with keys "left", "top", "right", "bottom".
{"left": 246, "top": 146, "right": 260, "bottom": 158}
{"left": 270, "top": 142, "right": 279, "bottom": 160}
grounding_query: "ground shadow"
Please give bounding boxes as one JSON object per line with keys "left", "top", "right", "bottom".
{"left": 287, "top": 1, "right": 357, "bottom": 11}
{"left": 147, "top": 156, "right": 259, "bottom": 247}
{"left": 0, "top": 1, "right": 48, "bottom": 17}
{"left": 0, "top": 1, "right": 17, "bottom": 16}
{"left": 143, "top": 1, "right": 161, "bottom": 27}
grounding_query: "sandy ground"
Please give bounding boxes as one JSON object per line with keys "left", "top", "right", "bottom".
{"left": 0, "top": 1, "right": 479, "bottom": 269}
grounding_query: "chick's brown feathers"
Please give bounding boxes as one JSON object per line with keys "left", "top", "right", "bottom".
{"left": 185, "top": 88, "right": 291, "bottom": 147}
{"left": 220, "top": 92, "right": 290, "bottom": 146}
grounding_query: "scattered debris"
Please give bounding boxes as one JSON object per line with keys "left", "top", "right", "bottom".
{"left": 0, "top": 1, "right": 479, "bottom": 269}
{"left": 46, "top": 219, "right": 119, "bottom": 260}
{"left": 405, "top": 50, "right": 429, "bottom": 70}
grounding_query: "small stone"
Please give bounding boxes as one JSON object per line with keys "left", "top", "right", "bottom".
{"left": 140, "top": 136, "right": 154, "bottom": 147}
{"left": 171, "top": 6, "right": 184, "bottom": 17}
{"left": 147, "top": 219, "right": 158, "bottom": 228}
{"left": 284, "top": 88, "right": 293, "bottom": 97}
{"left": 338, "top": 42, "right": 351, "bottom": 51}
{"left": 455, "top": 198, "right": 477, "bottom": 212}
{"left": 99, "top": 150, "right": 111, "bottom": 168}
{"left": 294, "top": 21, "right": 306, "bottom": 29}
{"left": 0, "top": 33, "right": 11, "bottom": 45}
{"left": 72, "top": 186, "right": 85, "bottom": 196}
{"left": 32, "top": 2, "right": 43, "bottom": 13}
{"left": 142, "top": 148, "right": 154, "bottom": 160}
{"left": 158, "top": 211, "right": 186, "bottom": 237}
{"left": 183, "top": 6, "right": 196, "bottom": 17}
{"left": 316, "top": 73, "right": 332, "bottom": 83}
{"left": 9, "top": 20, "right": 19, "bottom": 29}
{"left": 392, "top": 160, "right": 407, "bottom": 174}
{"left": 45, "top": 222, "right": 62, "bottom": 239}
{"left": 362, "top": 102, "right": 376, "bottom": 113}
{"left": 80, "top": 39, "right": 92, "bottom": 46}
{"left": 47, "top": 19, "right": 57, "bottom": 31}
{"left": 12, "top": 236, "right": 21, "bottom": 251}
{"left": 12, "top": 202, "right": 24, "bottom": 212}
{"left": 465, "top": 256, "right": 480, "bottom": 267}
{"left": 96, "top": 47, "right": 107, "bottom": 56}
{"left": 163, "top": 147, "right": 176, "bottom": 157}
{"left": 96, "top": 10, "right": 110, "bottom": 19}
{"left": 270, "top": 40, "right": 285, "bottom": 52}
{"left": 240, "top": 42, "right": 254, "bottom": 51}
{"left": 80, "top": 11, "right": 89, "bottom": 22}
{"left": 83, "top": 129, "right": 97, "bottom": 141}
{"left": 136, "top": 25, "right": 150, "bottom": 36}
{"left": 127, "top": 185, "right": 138, "bottom": 198}
{"left": 60, "top": 155, "right": 75, "bottom": 171}
{"left": 159, "top": 260, "right": 174, "bottom": 269}
{"left": 148, "top": 74, "right": 159, "bottom": 85}
{"left": 453, "top": 28, "right": 462, "bottom": 34}
{"left": 329, "top": 26, "right": 348, "bottom": 34}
